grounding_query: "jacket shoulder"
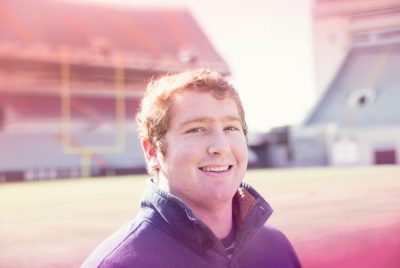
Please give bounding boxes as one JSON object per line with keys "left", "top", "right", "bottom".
{"left": 81, "top": 218, "right": 145, "bottom": 268}
{"left": 82, "top": 219, "right": 209, "bottom": 268}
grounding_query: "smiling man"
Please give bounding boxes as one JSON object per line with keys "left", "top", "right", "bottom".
{"left": 82, "top": 70, "right": 301, "bottom": 268}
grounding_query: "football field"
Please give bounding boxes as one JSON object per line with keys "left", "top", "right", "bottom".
{"left": 1, "top": 166, "right": 399, "bottom": 267}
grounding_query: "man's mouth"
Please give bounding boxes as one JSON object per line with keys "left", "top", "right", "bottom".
{"left": 199, "top": 165, "right": 233, "bottom": 172}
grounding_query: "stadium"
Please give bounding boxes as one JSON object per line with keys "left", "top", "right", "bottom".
{"left": 0, "top": 0, "right": 399, "bottom": 267}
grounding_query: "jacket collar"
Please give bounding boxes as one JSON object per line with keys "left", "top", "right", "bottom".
{"left": 140, "top": 178, "right": 273, "bottom": 252}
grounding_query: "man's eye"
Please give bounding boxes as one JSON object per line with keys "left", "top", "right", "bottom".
{"left": 225, "top": 126, "right": 240, "bottom": 131}
{"left": 186, "top": 127, "right": 204, "bottom": 134}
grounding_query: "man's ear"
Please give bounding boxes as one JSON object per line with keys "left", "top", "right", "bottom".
{"left": 141, "top": 139, "right": 160, "bottom": 169}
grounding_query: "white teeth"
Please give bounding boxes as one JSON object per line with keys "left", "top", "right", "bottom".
{"left": 202, "top": 166, "right": 229, "bottom": 172}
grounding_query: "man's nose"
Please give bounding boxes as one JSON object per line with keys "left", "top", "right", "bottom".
{"left": 207, "top": 130, "right": 229, "bottom": 157}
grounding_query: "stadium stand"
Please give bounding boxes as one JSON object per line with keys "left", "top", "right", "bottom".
{"left": 0, "top": 0, "right": 230, "bottom": 182}
{"left": 293, "top": 40, "right": 400, "bottom": 167}
{"left": 306, "top": 43, "right": 400, "bottom": 127}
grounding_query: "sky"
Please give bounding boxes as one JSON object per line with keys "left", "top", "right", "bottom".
{"left": 80, "top": 0, "right": 317, "bottom": 132}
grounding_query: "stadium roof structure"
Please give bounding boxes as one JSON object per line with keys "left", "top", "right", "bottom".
{"left": 0, "top": 0, "right": 230, "bottom": 95}
{"left": 305, "top": 41, "right": 400, "bottom": 127}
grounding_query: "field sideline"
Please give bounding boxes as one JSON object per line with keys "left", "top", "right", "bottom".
{"left": 1, "top": 166, "right": 400, "bottom": 267}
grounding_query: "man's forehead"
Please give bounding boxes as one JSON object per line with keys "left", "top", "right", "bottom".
{"left": 168, "top": 91, "right": 241, "bottom": 126}
{"left": 179, "top": 115, "right": 241, "bottom": 126}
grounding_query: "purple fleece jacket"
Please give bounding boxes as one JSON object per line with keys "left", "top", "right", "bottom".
{"left": 82, "top": 179, "right": 301, "bottom": 268}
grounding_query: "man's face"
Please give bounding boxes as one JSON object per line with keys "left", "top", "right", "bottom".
{"left": 157, "top": 90, "right": 248, "bottom": 210}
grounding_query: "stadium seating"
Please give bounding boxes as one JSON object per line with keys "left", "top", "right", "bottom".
{"left": 306, "top": 43, "right": 400, "bottom": 127}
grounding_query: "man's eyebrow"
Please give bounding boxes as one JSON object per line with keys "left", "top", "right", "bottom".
{"left": 179, "top": 117, "right": 212, "bottom": 127}
{"left": 222, "top": 115, "right": 242, "bottom": 124}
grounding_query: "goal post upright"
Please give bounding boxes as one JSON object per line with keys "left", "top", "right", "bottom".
{"left": 60, "top": 47, "right": 127, "bottom": 178}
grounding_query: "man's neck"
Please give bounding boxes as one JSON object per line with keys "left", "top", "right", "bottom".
{"left": 156, "top": 176, "right": 234, "bottom": 239}
{"left": 190, "top": 202, "right": 233, "bottom": 239}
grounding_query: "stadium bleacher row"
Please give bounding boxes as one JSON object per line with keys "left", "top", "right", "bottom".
{"left": 0, "top": 94, "right": 146, "bottom": 182}
{"left": 306, "top": 43, "right": 400, "bottom": 127}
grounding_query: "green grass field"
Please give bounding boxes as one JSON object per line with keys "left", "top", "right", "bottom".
{"left": 1, "top": 166, "right": 400, "bottom": 267}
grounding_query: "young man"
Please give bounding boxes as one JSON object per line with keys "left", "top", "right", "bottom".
{"left": 82, "top": 69, "right": 301, "bottom": 268}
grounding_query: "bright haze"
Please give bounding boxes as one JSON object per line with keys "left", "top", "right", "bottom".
{"left": 77, "top": 0, "right": 316, "bottom": 132}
